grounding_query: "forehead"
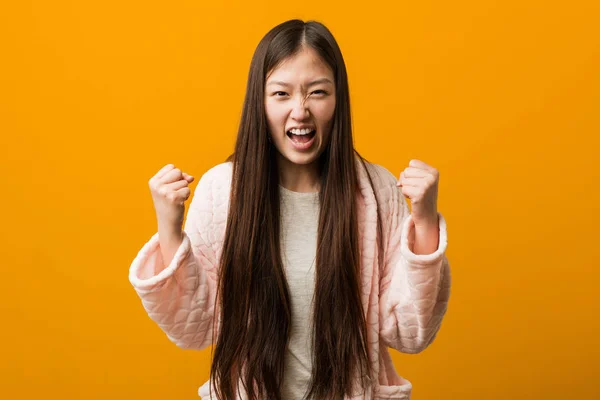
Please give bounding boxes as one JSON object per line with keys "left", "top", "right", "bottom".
{"left": 266, "top": 47, "right": 334, "bottom": 84}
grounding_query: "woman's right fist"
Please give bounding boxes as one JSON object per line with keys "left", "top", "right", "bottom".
{"left": 148, "top": 164, "right": 195, "bottom": 233}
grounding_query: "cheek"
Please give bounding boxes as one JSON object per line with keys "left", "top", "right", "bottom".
{"left": 265, "top": 103, "right": 287, "bottom": 129}
{"left": 316, "top": 100, "right": 336, "bottom": 126}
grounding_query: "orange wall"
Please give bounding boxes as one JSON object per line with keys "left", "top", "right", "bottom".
{"left": 1, "top": 1, "right": 599, "bottom": 399}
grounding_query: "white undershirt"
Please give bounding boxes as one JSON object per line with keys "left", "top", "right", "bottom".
{"left": 278, "top": 184, "right": 320, "bottom": 400}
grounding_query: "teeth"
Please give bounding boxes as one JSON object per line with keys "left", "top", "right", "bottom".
{"left": 289, "top": 128, "right": 315, "bottom": 135}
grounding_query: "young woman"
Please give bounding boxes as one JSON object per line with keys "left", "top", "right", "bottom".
{"left": 129, "top": 19, "right": 451, "bottom": 400}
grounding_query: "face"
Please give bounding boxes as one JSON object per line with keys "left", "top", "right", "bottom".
{"left": 264, "top": 46, "right": 336, "bottom": 167}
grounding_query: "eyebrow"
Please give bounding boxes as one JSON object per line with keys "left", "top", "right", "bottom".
{"left": 266, "top": 78, "right": 334, "bottom": 87}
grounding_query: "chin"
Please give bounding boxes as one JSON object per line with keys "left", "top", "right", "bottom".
{"left": 283, "top": 153, "right": 318, "bottom": 165}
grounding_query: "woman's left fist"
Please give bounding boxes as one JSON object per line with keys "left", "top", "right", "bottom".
{"left": 397, "top": 159, "right": 439, "bottom": 227}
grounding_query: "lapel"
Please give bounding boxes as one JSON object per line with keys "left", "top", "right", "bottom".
{"left": 352, "top": 155, "right": 380, "bottom": 400}
{"left": 354, "top": 156, "right": 380, "bottom": 312}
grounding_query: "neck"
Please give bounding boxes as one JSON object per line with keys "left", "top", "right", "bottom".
{"left": 276, "top": 153, "right": 320, "bottom": 193}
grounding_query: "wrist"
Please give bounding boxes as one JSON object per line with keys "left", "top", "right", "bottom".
{"left": 158, "top": 222, "right": 183, "bottom": 240}
{"left": 413, "top": 213, "right": 439, "bottom": 229}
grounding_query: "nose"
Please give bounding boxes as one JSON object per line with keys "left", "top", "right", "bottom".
{"left": 290, "top": 95, "right": 310, "bottom": 120}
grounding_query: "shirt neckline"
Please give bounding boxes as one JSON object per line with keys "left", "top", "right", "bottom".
{"left": 278, "top": 184, "right": 320, "bottom": 197}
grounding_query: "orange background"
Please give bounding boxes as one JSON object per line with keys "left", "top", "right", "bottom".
{"left": 1, "top": 1, "right": 599, "bottom": 399}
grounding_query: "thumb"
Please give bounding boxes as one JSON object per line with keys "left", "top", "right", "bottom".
{"left": 182, "top": 172, "right": 194, "bottom": 183}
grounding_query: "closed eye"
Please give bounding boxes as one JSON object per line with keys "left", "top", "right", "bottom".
{"left": 272, "top": 90, "right": 328, "bottom": 97}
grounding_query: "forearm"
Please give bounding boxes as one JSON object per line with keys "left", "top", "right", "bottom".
{"left": 412, "top": 215, "right": 440, "bottom": 255}
{"left": 158, "top": 223, "right": 184, "bottom": 271}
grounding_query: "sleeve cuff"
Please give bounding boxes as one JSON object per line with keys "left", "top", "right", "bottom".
{"left": 400, "top": 212, "right": 448, "bottom": 266}
{"left": 128, "top": 232, "right": 192, "bottom": 290}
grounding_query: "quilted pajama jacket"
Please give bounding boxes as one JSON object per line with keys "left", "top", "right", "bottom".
{"left": 129, "top": 156, "right": 451, "bottom": 399}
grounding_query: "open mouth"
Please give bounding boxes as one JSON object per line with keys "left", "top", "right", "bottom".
{"left": 286, "top": 129, "right": 316, "bottom": 144}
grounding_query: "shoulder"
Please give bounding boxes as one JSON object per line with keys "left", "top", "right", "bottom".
{"left": 359, "top": 160, "right": 398, "bottom": 197}
{"left": 356, "top": 159, "right": 406, "bottom": 222}
{"left": 185, "top": 162, "right": 232, "bottom": 244}
{"left": 201, "top": 161, "right": 233, "bottom": 183}
{"left": 196, "top": 161, "right": 233, "bottom": 193}
{"left": 366, "top": 162, "right": 397, "bottom": 186}
{"left": 190, "top": 161, "right": 234, "bottom": 213}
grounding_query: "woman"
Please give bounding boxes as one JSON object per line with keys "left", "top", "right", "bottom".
{"left": 129, "top": 19, "right": 451, "bottom": 400}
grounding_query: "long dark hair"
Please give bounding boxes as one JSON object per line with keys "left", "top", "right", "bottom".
{"left": 209, "top": 19, "right": 384, "bottom": 400}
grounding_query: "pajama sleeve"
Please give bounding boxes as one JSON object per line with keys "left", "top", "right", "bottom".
{"left": 128, "top": 168, "right": 222, "bottom": 350}
{"left": 379, "top": 175, "right": 451, "bottom": 353}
